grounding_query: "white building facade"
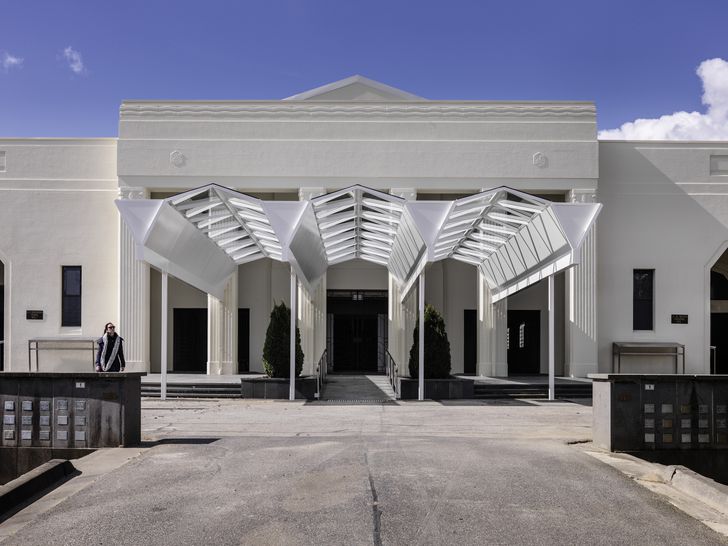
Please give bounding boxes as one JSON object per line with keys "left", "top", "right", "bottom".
{"left": 2, "top": 76, "right": 727, "bottom": 378}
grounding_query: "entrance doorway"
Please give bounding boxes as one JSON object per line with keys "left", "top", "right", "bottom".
{"left": 711, "top": 260, "right": 728, "bottom": 373}
{"left": 327, "top": 290, "right": 387, "bottom": 373}
{"left": 463, "top": 309, "right": 477, "bottom": 375}
{"left": 507, "top": 310, "right": 540, "bottom": 375}
{"left": 238, "top": 308, "right": 250, "bottom": 373}
{"left": 173, "top": 308, "right": 207, "bottom": 373}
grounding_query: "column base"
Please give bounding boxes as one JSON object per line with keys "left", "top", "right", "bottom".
{"left": 207, "top": 360, "right": 237, "bottom": 375}
{"left": 565, "top": 362, "right": 598, "bottom": 378}
{"left": 123, "top": 360, "right": 149, "bottom": 373}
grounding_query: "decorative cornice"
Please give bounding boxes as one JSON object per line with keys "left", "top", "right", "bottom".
{"left": 120, "top": 101, "right": 596, "bottom": 121}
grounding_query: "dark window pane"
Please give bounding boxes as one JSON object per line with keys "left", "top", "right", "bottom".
{"left": 633, "top": 269, "right": 654, "bottom": 330}
{"left": 63, "top": 268, "right": 81, "bottom": 296}
{"left": 62, "top": 266, "right": 81, "bottom": 326}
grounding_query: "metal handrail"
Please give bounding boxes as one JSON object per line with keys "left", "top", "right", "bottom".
{"left": 384, "top": 347, "right": 399, "bottom": 399}
{"left": 315, "top": 349, "right": 328, "bottom": 399}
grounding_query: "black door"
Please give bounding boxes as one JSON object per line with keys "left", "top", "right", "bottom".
{"left": 238, "top": 308, "right": 250, "bottom": 373}
{"left": 507, "top": 310, "right": 540, "bottom": 375}
{"left": 463, "top": 309, "right": 477, "bottom": 375}
{"left": 173, "top": 308, "right": 207, "bottom": 373}
{"left": 333, "top": 314, "right": 378, "bottom": 372}
{"left": 711, "top": 313, "right": 728, "bottom": 374}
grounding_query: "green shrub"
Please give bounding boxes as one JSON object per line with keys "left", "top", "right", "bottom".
{"left": 262, "top": 302, "right": 304, "bottom": 378}
{"left": 408, "top": 304, "right": 452, "bottom": 379}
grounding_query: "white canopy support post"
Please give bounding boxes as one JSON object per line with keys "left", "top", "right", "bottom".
{"left": 161, "top": 271, "right": 168, "bottom": 401}
{"left": 418, "top": 272, "right": 425, "bottom": 401}
{"left": 290, "top": 267, "right": 297, "bottom": 401}
{"left": 548, "top": 274, "right": 555, "bottom": 401}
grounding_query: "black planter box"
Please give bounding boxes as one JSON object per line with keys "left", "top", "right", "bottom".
{"left": 241, "top": 376, "right": 317, "bottom": 400}
{"left": 399, "top": 377, "right": 474, "bottom": 400}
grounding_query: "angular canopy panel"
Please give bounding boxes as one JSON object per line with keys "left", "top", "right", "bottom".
{"left": 310, "top": 185, "right": 414, "bottom": 270}
{"left": 118, "top": 184, "right": 600, "bottom": 302}
{"left": 407, "top": 187, "right": 601, "bottom": 302}
{"left": 116, "top": 199, "right": 237, "bottom": 299}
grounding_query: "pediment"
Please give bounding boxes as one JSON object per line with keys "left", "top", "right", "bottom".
{"left": 284, "top": 75, "right": 424, "bottom": 102}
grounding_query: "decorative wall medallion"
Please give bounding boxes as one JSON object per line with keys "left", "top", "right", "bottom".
{"left": 170, "top": 150, "right": 187, "bottom": 168}
{"left": 119, "top": 187, "right": 146, "bottom": 200}
{"left": 533, "top": 152, "right": 548, "bottom": 168}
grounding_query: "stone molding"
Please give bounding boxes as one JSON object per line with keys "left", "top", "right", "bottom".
{"left": 120, "top": 101, "right": 596, "bottom": 121}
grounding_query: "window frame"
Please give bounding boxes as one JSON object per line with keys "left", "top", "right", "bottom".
{"left": 633, "top": 268, "right": 654, "bottom": 331}
{"left": 61, "top": 265, "right": 82, "bottom": 327}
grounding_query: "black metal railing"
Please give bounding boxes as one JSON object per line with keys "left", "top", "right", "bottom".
{"left": 315, "top": 349, "right": 328, "bottom": 399}
{"left": 384, "top": 347, "right": 399, "bottom": 399}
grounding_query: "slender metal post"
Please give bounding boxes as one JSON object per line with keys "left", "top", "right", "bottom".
{"left": 290, "top": 268, "right": 297, "bottom": 401}
{"left": 161, "top": 271, "right": 168, "bottom": 401}
{"left": 418, "top": 272, "right": 425, "bottom": 401}
{"left": 548, "top": 274, "right": 555, "bottom": 401}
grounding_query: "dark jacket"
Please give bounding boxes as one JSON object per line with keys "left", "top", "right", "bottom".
{"left": 95, "top": 334, "right": 126, "bottom": 372}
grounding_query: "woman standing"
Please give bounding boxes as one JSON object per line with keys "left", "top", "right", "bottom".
{"left": 95, "top": 322, "right": 126, "bottom": 372}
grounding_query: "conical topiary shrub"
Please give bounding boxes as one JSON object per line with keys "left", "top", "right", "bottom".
{"left": 263, "top": 302, "right": 304, "bottom": 378}
{"left": 408, "top": 304, "right": 452, "bottom": 379}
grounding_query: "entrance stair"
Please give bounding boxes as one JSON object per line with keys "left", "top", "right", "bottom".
{"left": 141, "top": 382, "right": 241, "bottom": 398}
{"left": 472, "top": 378, "right": 592, "bottom": 400}
{"left": 317, "top": 374, "right": 397, "bottom": 403}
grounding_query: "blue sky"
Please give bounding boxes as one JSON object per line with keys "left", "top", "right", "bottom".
{"left": 1, "top": 0, "right": 727, "bottom": 137}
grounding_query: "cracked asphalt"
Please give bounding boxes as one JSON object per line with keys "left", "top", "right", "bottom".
{"left": 2, "top": 398, "right": 726, "bottom": 545}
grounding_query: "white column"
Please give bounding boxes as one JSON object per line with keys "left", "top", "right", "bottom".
{"left": 290, "top": 267, "right": 297, "bottom": 401}
{"left": 548, "top": 274, "right": 555, "bottom": 400}
{"left": 565, "top": 189, "right": 598, "bottom": 377}
{"left": 477, "top": 271, "right": 508, "bottom": 377}
{"left": 418, "top": 273, "right": 425, "bottom": 401}
{"left": 160, "top": 271, "right": 168, "bottom": 401}
{"left": 119, "top": 187, "right": 150, "bottom": 372}
{"left": 207, "top": 273, "right": 238, "bottom": 375}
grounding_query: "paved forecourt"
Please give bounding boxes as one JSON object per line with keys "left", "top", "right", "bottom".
{"left": 1, "top": 399, "right": 725, "bottom": 545}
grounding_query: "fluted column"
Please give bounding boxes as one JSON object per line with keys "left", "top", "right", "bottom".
{"left": 119, "top": 187, "right": 150, "bottom": 372}
{"left": 207, "top": 273, "right": 238, "bottom": 375}
{"left": 477, "top": 271, "right": 508, "bottom": 377}
{"left": 565, "top": 189, "right": 598, "bottom": 377}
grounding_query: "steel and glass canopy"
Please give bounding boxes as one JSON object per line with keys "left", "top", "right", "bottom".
{"left": 117, "top": 184, "right": 600, "bottom": 301}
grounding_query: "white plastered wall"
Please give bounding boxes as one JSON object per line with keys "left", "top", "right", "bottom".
{"left": 237, "top": 259, "right": 291, "bottom": 373}
{"left": 597, "top": 141, "right": 728, "bottom": 373}
{"left": 0, "top": 139, "right": 118, "bottom": 372}
{"left": 424, "top": 259, "right": 477, "bottom": 374}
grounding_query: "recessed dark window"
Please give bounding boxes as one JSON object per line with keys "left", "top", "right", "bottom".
{"left": 62, "top": 266, "right": 82, "bottom": 327}
{"left": 633, "top": 269, "right": 654, "bottom": 331}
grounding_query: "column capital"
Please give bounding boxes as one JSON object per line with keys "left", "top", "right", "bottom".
{"left": 390, "top": 188, "right": 417, "bottom": 201}
{"left": 568, "top": 189, "right": 597, "bottom": 203}
{"left": 119, "top": 186, "right": 149, "bottom": 200}
{"left": 299, "top": 187, "right": 326, "bottom": 201}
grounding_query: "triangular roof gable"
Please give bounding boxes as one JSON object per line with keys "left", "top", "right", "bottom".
{"left": 284, "top": 75, "right": 424, "bottom": 101}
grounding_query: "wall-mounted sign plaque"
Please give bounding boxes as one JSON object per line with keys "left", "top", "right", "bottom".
{"left": 26, "top": 310, "right": 43, "bottom": 320}
{"left": 671, "top": 314, "right": 688, "bottom": 324}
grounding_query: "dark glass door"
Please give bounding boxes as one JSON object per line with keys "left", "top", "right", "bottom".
{"left": 173, "top": 308, "right": 207, "bottom": 373}
{"left": 463, "top": 309, "right": 477, "bottom": 374}
{"left": 333, "top": 314, "right": 378, "bottom": 372}
{"left": 507, "top": 310, "right": 540, "bottom": 375}
{"left": 238, "top": 308, "right": 250, "bottom": 373}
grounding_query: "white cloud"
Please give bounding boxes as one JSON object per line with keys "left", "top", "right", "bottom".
{"left": 63, "top": 46, "right": 85, "bottom": 74}
{"left": 599, "top": 58, "right": 728, "bottom": 140}
{"left": 1, "top": 51, "right": 24, "bottom": 72}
